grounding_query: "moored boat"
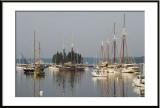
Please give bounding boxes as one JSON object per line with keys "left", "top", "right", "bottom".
{"left": 48, "top": 65, "right": 59, "bottom": 72}
{"left": 91, "top": 68, "right": 108, "bottom": 77}
{"left": 23, "top": 66, "right": 35, "bottom": 73}
{"left": 132, "top": 75, "right": 145, "bottom": 87}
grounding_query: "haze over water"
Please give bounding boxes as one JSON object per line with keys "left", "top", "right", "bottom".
{"left": 16, "top": 11, "right": 144, "bottom": 59}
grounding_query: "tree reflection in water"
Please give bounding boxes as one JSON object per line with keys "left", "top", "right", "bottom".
{"left": 54, "top": 70, "right": 84, "bottom": 96}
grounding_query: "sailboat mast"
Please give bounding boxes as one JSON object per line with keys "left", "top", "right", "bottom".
{"left": 106, "top": 40, "right": 110, "bottom": 63}
{"left": 34, "top": 31, "right": 36, "bottom": 65}
{"left": 122, "top": 38, "right": 125, "bottom": 64}
{"left": 39, "top": 42, "right": 40, "bottom": 64}
{"left": 113, "top": 23, "right": 116, "bottom": 63}
{"left": 114, "top": 23, "right": 116, "bottom": 37}
{"left": 123, "top": 13, "right": 125, "bottom": 28}
{"left": 71, "top": 35, "right": 74, "bottom": 64}
{"left": 77, "top": 49, "right": 78, "bottom": 64}
{"left": 62, "top": 37, "right": 65, "bottom": 64}
{"left": 121, "top": 13, "right": 126, "bottom": 64}
{"left": 101, "top": 41, "right": 104, "bottom": 62}
{"left": 71, "top": 43, "right": 74, "bottom": 64}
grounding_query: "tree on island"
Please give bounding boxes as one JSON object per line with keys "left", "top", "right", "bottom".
{"left": 52, "top": 49, "right": 83, "bottom": 65}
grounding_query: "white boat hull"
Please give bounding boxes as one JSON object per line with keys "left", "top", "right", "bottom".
{"left": 132, "top": 78, "right": 145, "bottom": 87}
{"left": 49, "top": 66, "right": 59, "bottom": 71}
{"left": 120, "top": 68, "right": 134, "bottom": 73}
{"left": 16, "top": 66, "right": 24, "bottom": 70}
{"left": 91, "top": 72, "right": 107, "bottom": 77}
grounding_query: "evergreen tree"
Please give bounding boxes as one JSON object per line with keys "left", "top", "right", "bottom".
{"left": 52, "top": 50, "right": 83, "bottom": 65}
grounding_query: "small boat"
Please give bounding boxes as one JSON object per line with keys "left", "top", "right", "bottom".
{"left": 16, "top": 65, "right": 24, "bottom": 71}
{"left": 84, "top": 67, "right": 89, "bottom": 71}
{"left": 59, "top": 62, "right": 85, "bottom": 72}
{"left": 107, "top": 68, "right": 116, "bottom": 73}
{"left": 132, "top": 75, "right": 145, "bottom": 87}
{"left": 23, "top": 67, "right": 35, "bottom": 73}
{"left": 91, "top": 68, "right": 107, "bottom": 77}
{"left": 49, "top": 65, "right": 59, "bottom": 72}
{"left": 53, "top": 67, "right": 59, "bottom": 72}
{"left": 123, "top": 64, "right": 140, "bottom": 72}
{"left": 133, "top": 86, "right": 145, "bottom": 96}
{"left": 120, "top": 67, "right": 134, "bottom": 73}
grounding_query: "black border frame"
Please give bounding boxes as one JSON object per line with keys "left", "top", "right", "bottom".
{"left": 1, "top": 0, "right": 159, "bottom": 107}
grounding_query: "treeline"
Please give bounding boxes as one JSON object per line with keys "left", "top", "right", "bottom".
{"left": 52, "top": 49, "right": 83, "bottom": 65}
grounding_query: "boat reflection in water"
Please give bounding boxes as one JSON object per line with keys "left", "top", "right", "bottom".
{"left": 16, "top": 66, "right": 143, "bottom": 97}
{"left": 23, "top": 68, "right": 45, "bottom": 97}
{"left": 92, "top": 72, "right": 142, "bottom": 97}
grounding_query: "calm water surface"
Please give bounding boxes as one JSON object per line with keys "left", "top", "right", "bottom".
{"left": 16, "top": 67, "right": 144, "bottom": 97}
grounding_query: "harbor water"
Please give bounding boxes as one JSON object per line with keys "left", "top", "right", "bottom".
{"left": 16, "top": 66, "right": 144, "bottom": 97}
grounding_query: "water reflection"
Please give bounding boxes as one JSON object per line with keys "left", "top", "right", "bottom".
{"left": 92, "top": 77, "right": 109, "bottom": 96}
{"left": 53, "top": 70, "right": 85, "bottom": 96}
{"left": 16, "top": 67, "right": 143, "bottom": 97}
{"left": 33, "top": 71, "right": 45, "bottom": 97}
{"left": 23, "top": 69, "right": 45, "bottom": 97}
{"left": 92, "top": 72, "right": 139, "bottom": 97}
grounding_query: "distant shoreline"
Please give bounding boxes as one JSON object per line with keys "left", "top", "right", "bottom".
{"left": 16, "top": 56, "right": 144, "bottom": 64}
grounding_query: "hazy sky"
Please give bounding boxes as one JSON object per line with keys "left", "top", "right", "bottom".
{"left": 16, "top": 11, "right": 144, "bottom": 58}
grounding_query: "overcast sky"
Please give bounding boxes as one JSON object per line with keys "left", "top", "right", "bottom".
{"left": 16, "top": 11, "right": 144, "bottom": 59}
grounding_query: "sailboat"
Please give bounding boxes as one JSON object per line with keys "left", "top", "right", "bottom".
{"left": 24, "top": 31, "right": 45, "bottom": 75}
{"left": 118, "top": 14, "right": 139, "bottom": 73}
{"left": 91, "top": 41, "right": 108, "bottom": 77}
{"left": 16, "top": 55, "right": 26, "bottom": 71}
{"left": 107, "top": 23, "right": 119, "bottom": 73}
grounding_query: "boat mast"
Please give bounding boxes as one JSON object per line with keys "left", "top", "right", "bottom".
{"left": 39, "top": 42, "right": 40, "bottom": 65}
{"left": 113, "top": 23, "right": 117, "bottom": 63}
{"left": 62, "top": 37, "right": 65, "bottom": 65}
{"left": 34, "top": 31, "right": 36, "bottom": 65}
{"left": 71, "top": 43, "right": 74, "bottom": 64}
{"left": 121, "top": 13, "right": 129, "bottom": 64}
{"left": 101, "top": 41, "right": 104, "bottom": 62}
{"left": 106, "top": 40, "right": 110, "bottom": 63}
{"left": 76, "top": 49, "right": 78, "bottom": 64}
{"left": 71, "top": 35, "right": 74, "bottom": 64}
{"left": 122, "top": 14, "right": 125, "bottom": 64}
